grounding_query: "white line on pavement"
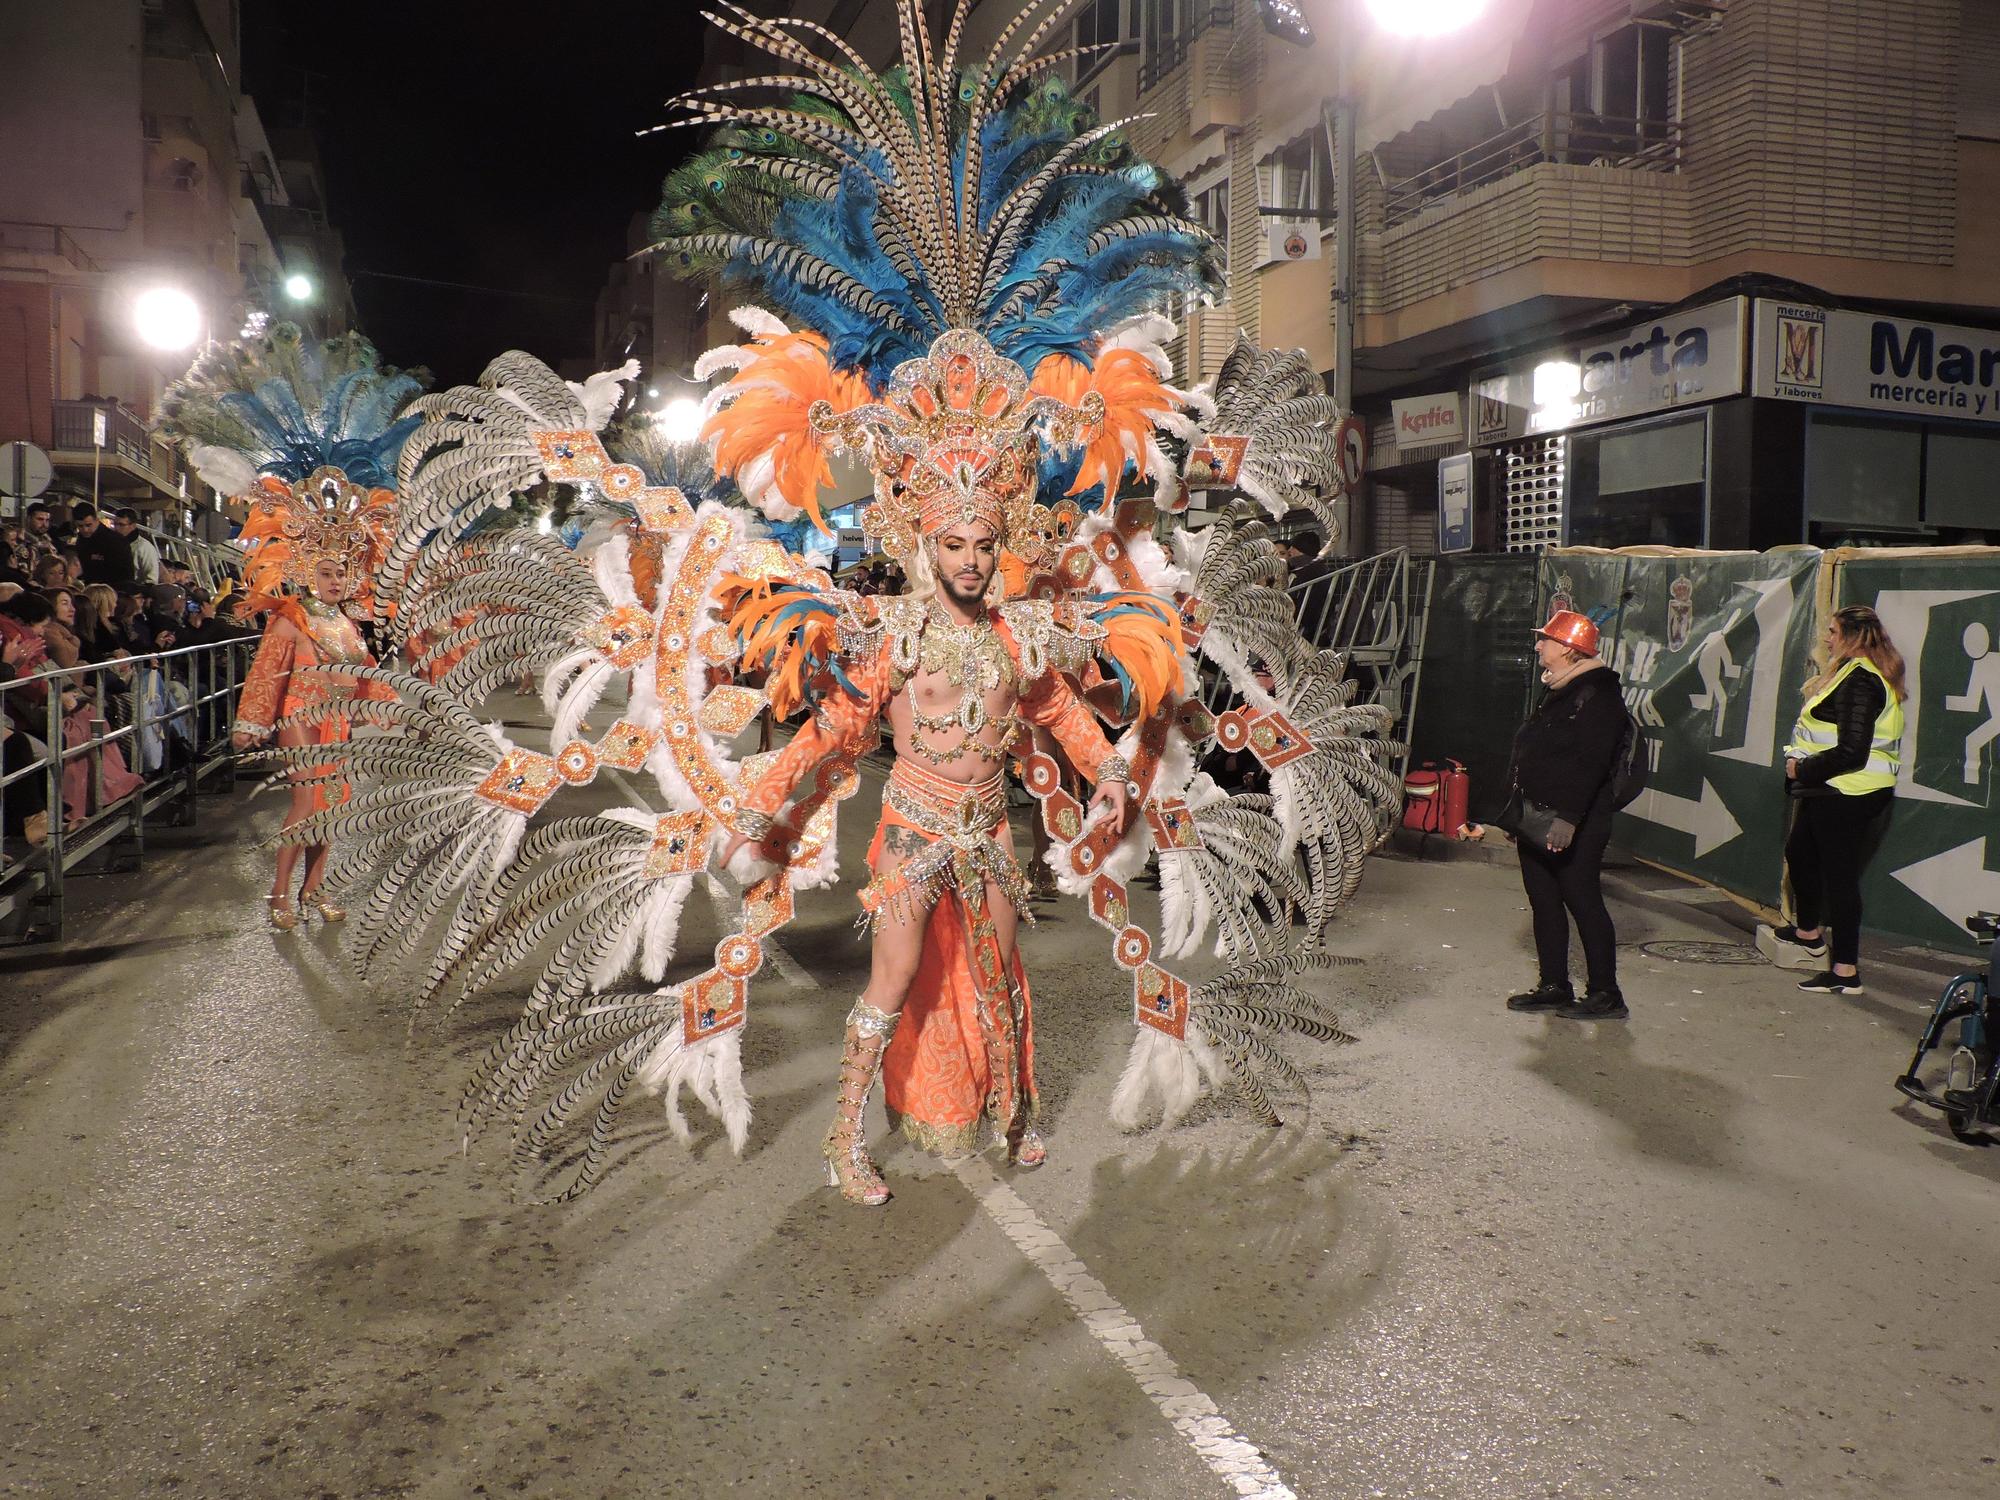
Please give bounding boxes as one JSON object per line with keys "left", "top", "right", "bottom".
{"left": 951, "top": 1155, "right": 1297, "bottom": 1500}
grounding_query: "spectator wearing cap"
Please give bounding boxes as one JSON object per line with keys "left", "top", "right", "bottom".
{"left": 1503, "top": 609, "right": 1631, "bottom": 1020}
{"left": 70, "top": 504, "right": 135, "bottom": 588}
{"left": 112, "top": 508, "right": 160, "bottom": 584}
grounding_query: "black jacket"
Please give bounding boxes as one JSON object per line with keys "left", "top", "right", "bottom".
{"left": 1792, "top": 664, "right": 1889, "bottom": 795}
{"left": 1511, "top": 663, "right": 1627, "bottom": 825}
{"left": 74, "top": 526, "right": 135, "bottom": 587}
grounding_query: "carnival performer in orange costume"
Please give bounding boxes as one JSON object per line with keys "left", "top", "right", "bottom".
{"left": 723, "top": 502, "right": 1135, "bottom": 1204}
{"left": 156, "top": 326, "right": 421, "bottom": 929}
{"left": 231, "top": 537, "right": 395, "bottom": 929}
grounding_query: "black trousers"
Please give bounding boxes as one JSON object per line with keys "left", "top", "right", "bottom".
{"left": 1785, "top": 789, "right": 1892, "bottom": 967}
{"left": 1516, "top": 805, "right": 1618, "bottom": 994}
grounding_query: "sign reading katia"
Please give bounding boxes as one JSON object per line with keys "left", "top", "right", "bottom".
{"left": 1390, "top": 393, "right": 1464, "bottom": 447}
{"left": 1471, "top": 298, "right": 1746, "bottom": 446}
{"left": 1752, "top": 300, "right": 2000, "bottom": 423}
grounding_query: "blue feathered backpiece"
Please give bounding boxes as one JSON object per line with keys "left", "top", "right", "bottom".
{"left": 647, "top": 0, "right": 1223, "bottom": 389}
{"left": 156, "top": 323, "right": 428, "bottom": 489}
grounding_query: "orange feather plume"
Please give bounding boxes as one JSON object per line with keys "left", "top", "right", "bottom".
{"left": 720, "top": 573, "right": 842, "bottom": 720}
{"left": 1091, "top": 592, "right": 1185, "bottom": 723}
{"left": 704, "top": 332, "right": 872, "bottom": 535}
{"left": 1030, "top": 350, "right": 1180, "bottom": 499}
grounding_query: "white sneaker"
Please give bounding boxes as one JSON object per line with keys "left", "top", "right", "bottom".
{"left": 1756, "top": 923, "right": 1828, "bottom": 970}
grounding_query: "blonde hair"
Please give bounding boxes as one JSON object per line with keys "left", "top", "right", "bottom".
{"left": 85, "top": 582, "right": 117, "bottom": 625}
{"left": 1809, "top": 603, "right": 1907, "bottom": 701}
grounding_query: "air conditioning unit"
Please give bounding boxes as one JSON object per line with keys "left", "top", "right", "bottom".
{"left": 1257, "top": 221, "right": 1322, "bottom": 267}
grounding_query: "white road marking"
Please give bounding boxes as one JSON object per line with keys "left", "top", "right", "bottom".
{"left": 952, "top": 1155, "right": 1297, "bottom": 1500}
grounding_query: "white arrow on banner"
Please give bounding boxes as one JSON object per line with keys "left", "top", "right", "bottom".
{"left": 1891, "top": 837, "right": 2000, "bottom": 930}
{"left": 1714, "top": 578, "right": 1793, "bottom": 766}
{"left": 1624, "top": 780, "right": 1743, "bottom": 857}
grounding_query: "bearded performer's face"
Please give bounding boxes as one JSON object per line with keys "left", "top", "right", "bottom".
{"left": 931, "top": 522, "right": 997, "bottom": 611}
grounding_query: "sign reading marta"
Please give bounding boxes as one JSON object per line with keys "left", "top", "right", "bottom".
{"left": 1753, "top": 299, "right": 2000, "bottom": 423}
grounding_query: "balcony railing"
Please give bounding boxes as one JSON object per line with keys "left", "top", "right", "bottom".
{"left": 53, "top": 399, "right": 157, "bottom": 466}
{"left": 1382, "top": 112, "right": 1682, "bottom": 227}
{"left": 1139, "top": 4, "right": 1233, "bottom": 92}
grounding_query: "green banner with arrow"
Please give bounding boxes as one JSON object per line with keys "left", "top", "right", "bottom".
{"left": 1539, "top": 549, "right": 1821, "bottom": 907}
{"left": 1835, "top": 557, "right": 2000, "bottom": 953}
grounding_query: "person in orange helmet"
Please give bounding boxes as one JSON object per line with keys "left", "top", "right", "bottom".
{"left": 1503, "top": 609, "right": 1631, "bottom": 1019}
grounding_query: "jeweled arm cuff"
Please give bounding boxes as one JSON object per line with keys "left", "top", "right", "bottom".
{"left": 1094, "top": 753, "right": 1132, "bottom": 790}
{"left": 734, "top": 807, "right": 777, "bottom": 840}
{"left": 232, "top": 715, "right": 272, "bottom": 739}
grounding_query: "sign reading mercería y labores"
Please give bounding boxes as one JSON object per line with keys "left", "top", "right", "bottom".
{"left": 1752, "top": 300, "right": 2000, "bottom": 424}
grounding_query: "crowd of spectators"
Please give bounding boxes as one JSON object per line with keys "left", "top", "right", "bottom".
{"left": 2, "top": 499, "right": 254, "bottom": 850}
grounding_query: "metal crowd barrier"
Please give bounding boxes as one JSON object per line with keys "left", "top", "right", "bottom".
{"left": 0, "top": 636, "right": 257, "bottom": 944}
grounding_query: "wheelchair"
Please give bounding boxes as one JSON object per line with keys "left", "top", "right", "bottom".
{"left": 1895, "top": 912, "right": 2000, "bottom": 1142}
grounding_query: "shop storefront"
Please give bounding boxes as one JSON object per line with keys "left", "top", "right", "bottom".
{"left": 1750, "top": 300, "right": 2000, "bottom": 547}
{"left": 1466, "top": 297, "right": 1747, "bottom": 553}
{"left": 1444, "top": 295, "right": 2000, "bottom": 557}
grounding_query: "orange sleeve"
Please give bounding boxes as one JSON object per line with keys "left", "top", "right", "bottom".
{"left": 1018, "top": 667, "right": 1118, "bottom": 784}
{"left": 234, "top": 619, "right": 297, "bottom": 737}
{"left": 739, "top": 650, "right": 887, "bottom": 829}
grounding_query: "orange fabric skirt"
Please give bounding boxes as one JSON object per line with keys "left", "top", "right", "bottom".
{"left": 867, "top": 791, "right": 1037, "bottom": 1157}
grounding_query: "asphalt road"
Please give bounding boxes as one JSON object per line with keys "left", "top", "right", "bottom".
{"left": 2, "top": 711, "right": 1996, "bottom": 1499}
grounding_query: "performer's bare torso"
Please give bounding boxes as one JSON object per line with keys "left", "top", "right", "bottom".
{"left": 885, "top": 630, "right": 1021, "bottom": 785}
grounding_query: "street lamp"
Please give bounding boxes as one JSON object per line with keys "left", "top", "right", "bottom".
{"left": 1359, "top": 0, "right": 1489, "bottom": 38}
{"left": 283, "top": 272, "right": 315, "bottom": 302}
{"left": 1326, "top": 0, "right": 1493, "bottom": 409}
{"left": 134, "top": 287, "right": 203, "bottom": 351}
{"left": 654, "top": 396, "right": 704, "bottom": 444}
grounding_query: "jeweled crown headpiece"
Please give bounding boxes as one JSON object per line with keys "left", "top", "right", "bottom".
{"left": 241, "top": 466, "right": 397, "bottom": 597}
{"left": 650, "top": 1, "right": 1221, "bottom": 546}
{"left": 814, "top": 330, "right": 1099, "bottom": 561}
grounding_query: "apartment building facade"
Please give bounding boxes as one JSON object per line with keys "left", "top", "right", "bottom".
{"left": 1066, "top": 0, "right": 2000, "bottom": 556}
{"left": 0, "top": 0, "right": 353, "bottom": 520}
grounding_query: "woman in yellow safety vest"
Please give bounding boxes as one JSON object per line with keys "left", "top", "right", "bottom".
{"left": 1762, "top": 605, "right": 1905, "bottom": 996}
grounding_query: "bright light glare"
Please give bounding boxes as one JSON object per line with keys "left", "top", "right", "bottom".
{"left": 536, "top": 511, "right": 553, "bottom": 535}
{"left": 654, "top": 396, "right": 704, "bottom": 443}
{"left": 646, "top": 386, "right": 661, "bottom": 398}
{"left": 283, "top": 272, "right": 314, "bottom": 301}
{"left": 134, "top": 287, "right": 202, "bottom": 350}
{"left": 1361, "top": 0, "right": 1489, "bottom": 37}
{"left": 1533, "top": 360, "right": 1582, "bottom": 409}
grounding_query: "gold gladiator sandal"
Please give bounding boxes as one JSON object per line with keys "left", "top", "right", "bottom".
{"left": 301, "top": 889, "right": 346, "bottom": 923}
{"left": 823, "top": 1000, "right": 900, "bottom": 1206}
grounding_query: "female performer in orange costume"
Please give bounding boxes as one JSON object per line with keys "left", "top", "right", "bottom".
{"left": 155, "top": 326, "right": 422, "bottom": 929}
{"left": 231, "top": 540, "right": 395, "bottom": 929}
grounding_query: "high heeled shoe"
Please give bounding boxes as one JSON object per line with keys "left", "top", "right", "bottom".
{"left": 1010, "top": 1127, "right": 1047, "bottom": 1170}
{"left": 301, "top": 890, "right": 345, "bottom": 922}
{"left": 823, "top": 999, "right": 899, "bottom": 1206}
{"left": 266, "top": 895, "right": 298, "bottom": 931}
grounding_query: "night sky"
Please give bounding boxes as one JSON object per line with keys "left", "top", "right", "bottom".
{"left": 242, "top": 0, "right": 708, "bottom": 386}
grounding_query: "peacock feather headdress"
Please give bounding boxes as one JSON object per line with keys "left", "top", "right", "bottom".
{"left": 157, "top": 325, "right": 428, "bottom": 604}
{"left": 648, "top": 1, "right": 1222, "bottom": 544}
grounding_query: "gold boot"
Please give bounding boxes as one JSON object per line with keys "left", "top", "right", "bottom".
{"left": 823, "top": 1000, "right": 899, "bottom": 1206}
